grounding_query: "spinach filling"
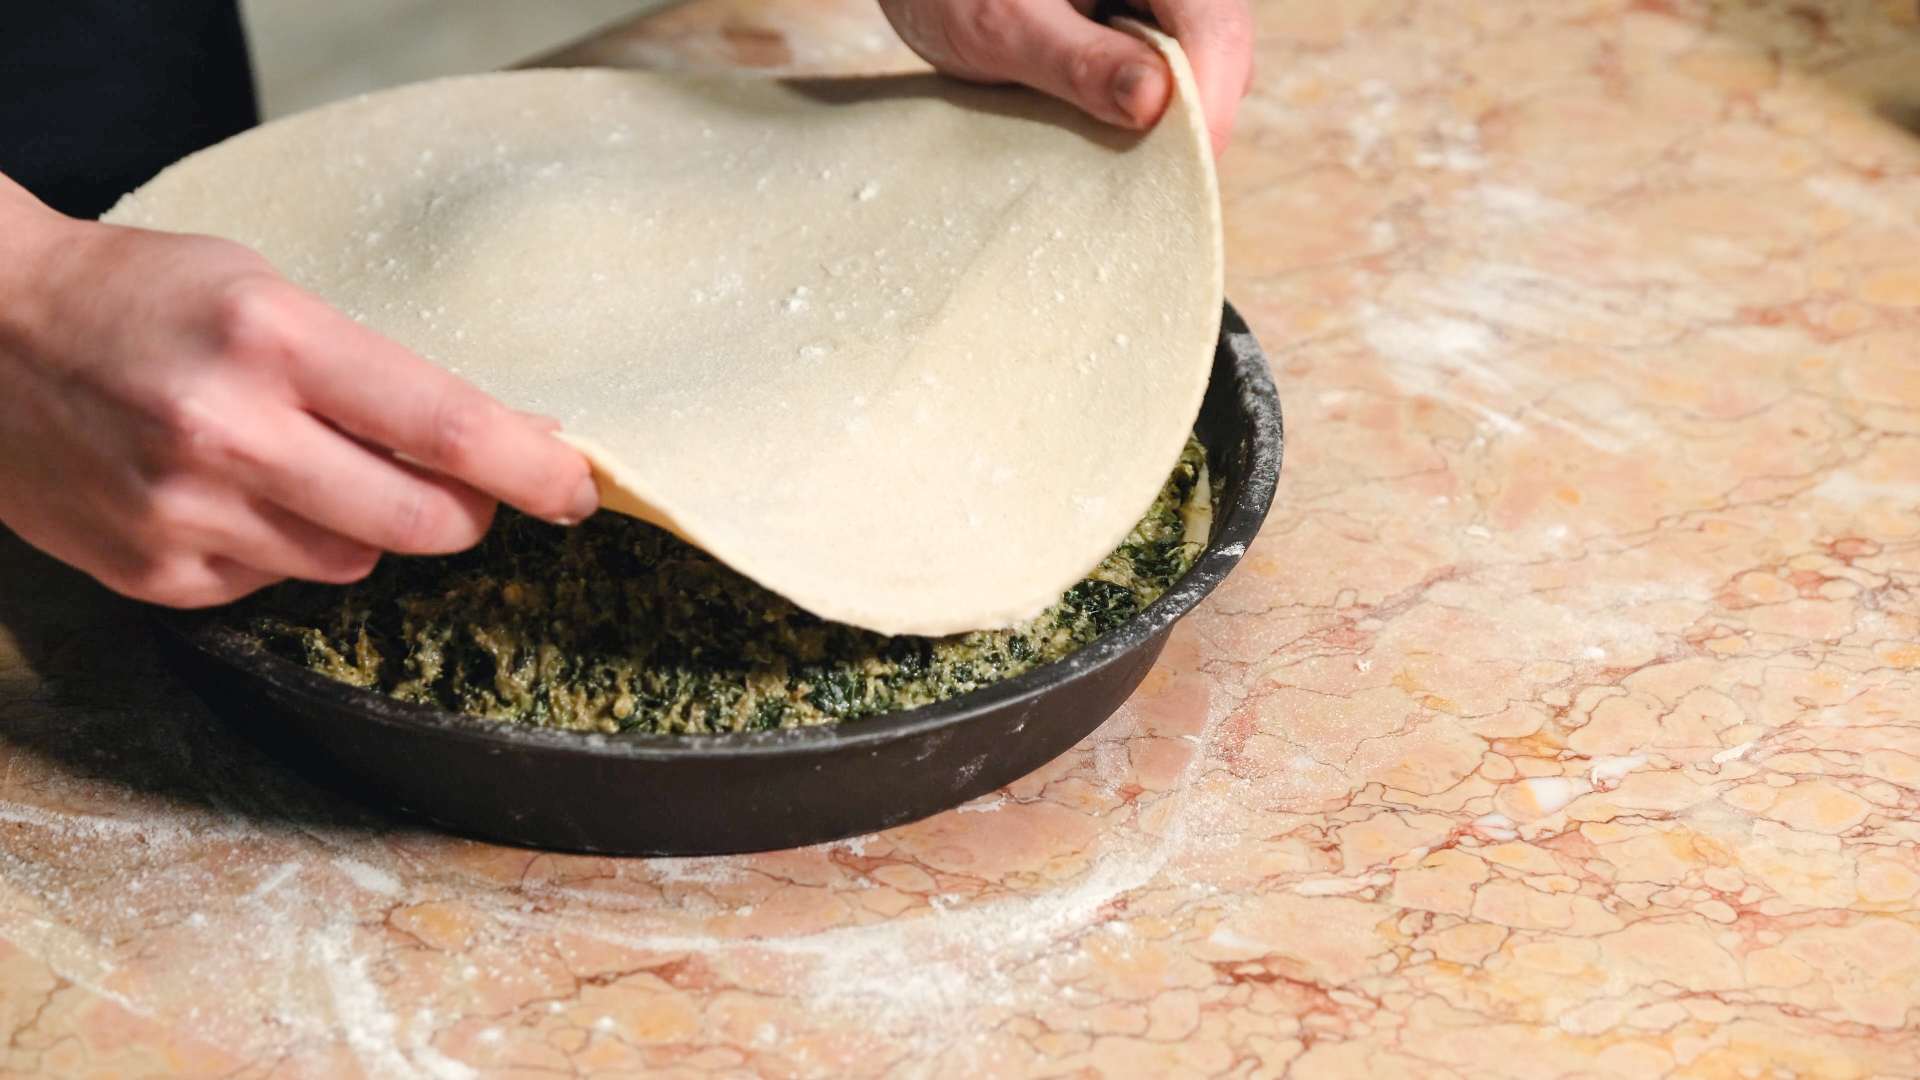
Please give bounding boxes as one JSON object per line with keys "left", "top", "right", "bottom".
{"left": 230, "top": 437, "right": 1212, "bottom": 735}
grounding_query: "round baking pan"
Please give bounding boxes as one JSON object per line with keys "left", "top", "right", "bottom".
{"left": 154, "top": 302, "right": 1283, "bottom": 855}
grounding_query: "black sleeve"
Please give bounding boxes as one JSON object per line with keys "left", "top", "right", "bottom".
{"left": 1, "top": 0, "right": 258, "bottom": 219}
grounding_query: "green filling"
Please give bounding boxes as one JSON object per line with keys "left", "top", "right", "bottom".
{"left": 229, "top": 437, "right": 1212, "bottom": 735}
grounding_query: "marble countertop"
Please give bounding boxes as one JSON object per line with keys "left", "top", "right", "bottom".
{"left": 4, "top": 0, "right": 1919, "bottom": 1075}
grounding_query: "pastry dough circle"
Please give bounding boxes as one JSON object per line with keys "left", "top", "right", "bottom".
{"left": 106, "top": 25, "right": 1222, "bottom": 635}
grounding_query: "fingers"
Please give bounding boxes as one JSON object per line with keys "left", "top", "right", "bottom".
{"left": 1140, "top": 0, "right": 1253, "bottom": 154}
{"left": 279, "top": 295, "right": 598, "bottom": 526}
{"left": 0, "top": 511, "right": 273, "bottom": 610}
{"left": 233, "top": 408, "right": 498, "bottom": 556}
{"left": 893, "top": 0, "right": 1252, "bottom": 152}
{"left": 515, "top": 410, "right": 563, "bottom": 434}
{"left": 111, "top": 492, "right": 381, "bottom": 603}
{"left": 218, "top": 497, "right": 383, "bottom": 585}
{"left": 202, "top": 557, "right": 286, "bottom": 603}
{"left": 957, "top": 0, "right": 1173, "bottom": 128}
{"left": 113, "top": 551, "right": 282, "bottom": 608}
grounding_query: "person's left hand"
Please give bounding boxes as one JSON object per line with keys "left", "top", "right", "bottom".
{"left": 879, "top": 0, "right": 1252, "bottom": 156}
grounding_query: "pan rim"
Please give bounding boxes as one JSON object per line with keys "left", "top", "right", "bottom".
{"left": 157, "top": 301, "right": 1281, "bottom": 763}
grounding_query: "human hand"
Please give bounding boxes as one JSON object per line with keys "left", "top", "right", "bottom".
{"left": 879, "top": 0, "right": 1252, "bottom": 155}
{"left": 0, "top": 191, "right": 597, "bottom": 607}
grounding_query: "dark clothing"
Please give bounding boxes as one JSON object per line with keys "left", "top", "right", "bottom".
{"left": 3, "top": 0, "right": 256, "bottom": 218}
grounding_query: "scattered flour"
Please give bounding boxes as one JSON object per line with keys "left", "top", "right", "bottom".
{"left": 333, "top": 857, "right": 404, "bottom": 897}
{"left": 245, "top": 861, "right": 303, "bottom": 902}
{"left": 317, "top": 923, "right": 473, "bottom": 1080}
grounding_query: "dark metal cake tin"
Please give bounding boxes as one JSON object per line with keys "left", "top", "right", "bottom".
{"left": 154, "top": 302, "right": 1283, "bottom": 855}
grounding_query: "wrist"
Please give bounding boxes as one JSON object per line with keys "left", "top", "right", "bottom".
{"left": 0, "top": 182, "right": 90, "bottom": 355}
{"left": 0, "top": 178, "right": 85, "bottom": 354}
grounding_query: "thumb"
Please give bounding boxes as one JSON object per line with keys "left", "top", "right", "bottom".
{"left": 962, "top": 1, "right": 1172, "bottom": 129}
{"left": 1141, "top": 0, "right": 1253, "bottom": 155}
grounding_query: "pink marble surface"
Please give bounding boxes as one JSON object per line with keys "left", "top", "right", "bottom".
{"left": 3, "top": 0, "right": 1919, "bottom": 1076}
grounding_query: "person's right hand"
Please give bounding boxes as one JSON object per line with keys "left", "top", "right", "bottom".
{"left": 880, "top": 0, "right": 1254, "bottom": 156}
{"left": 0, "top": 193, "right": 598, "bottom": 608}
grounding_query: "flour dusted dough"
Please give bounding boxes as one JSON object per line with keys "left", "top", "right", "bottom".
{"left": 106, "top": 25, "right": 1221, "bottom": 635}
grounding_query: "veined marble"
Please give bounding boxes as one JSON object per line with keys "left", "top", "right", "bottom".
{"left": 2, "top": 1, "right": 1917, "bottom": 1075}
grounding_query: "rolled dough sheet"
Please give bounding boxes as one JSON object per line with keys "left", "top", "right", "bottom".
{"left": 105, "top": 24, "right": 1222, "bottom": 635}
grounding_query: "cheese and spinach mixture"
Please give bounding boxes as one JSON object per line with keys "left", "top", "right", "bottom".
{"left": 230, "top": 438, "right": 1212, "bottom": 735}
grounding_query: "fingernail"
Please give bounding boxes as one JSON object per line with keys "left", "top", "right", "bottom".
{"left": 561, "top": 475, "right": 599, "bottom": 525}
{"left": 519, "top": 411, "right": 563, "bottom": 433}
{"left": 1112, "top": 62, "right": 1159, "bottom": 125}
